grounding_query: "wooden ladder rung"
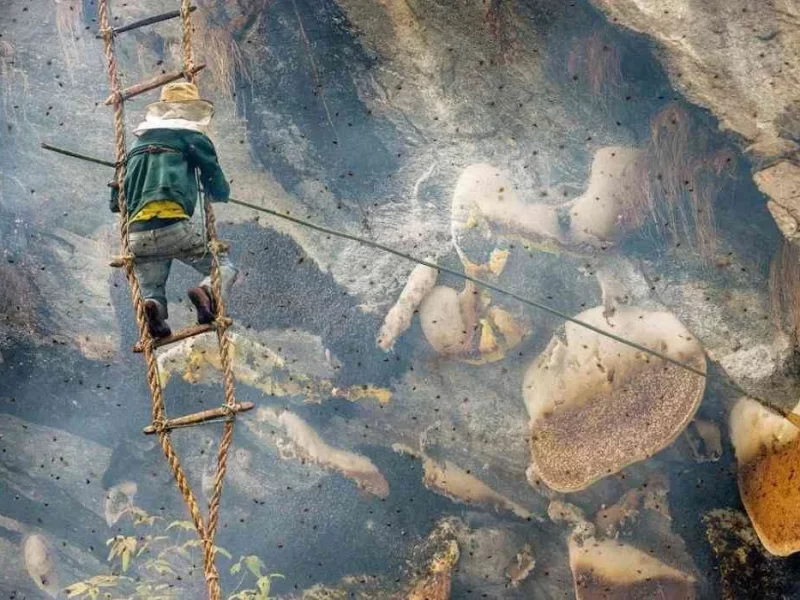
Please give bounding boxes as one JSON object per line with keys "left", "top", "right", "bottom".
{"left": 97, "top": 6, "right": 196, "bottom": 37}
{"left": 133, "top": 321, "right": 223, "bottom": 353}
{"left": 109, "top": 256, "right": 130, "bottom": 268}
{"left": 104, "top": 64, "right": 206, "bottom": 105}
{"left": 142, "top": 401, "right": 255, "bottom": 434}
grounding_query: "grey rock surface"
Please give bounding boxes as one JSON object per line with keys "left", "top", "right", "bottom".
{"left": 1, "top": 0, "right": 799, "bottom": 598}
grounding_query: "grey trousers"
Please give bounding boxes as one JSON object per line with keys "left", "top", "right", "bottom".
{"left": 128, "top": 220, "right": 237, "bottom": 317}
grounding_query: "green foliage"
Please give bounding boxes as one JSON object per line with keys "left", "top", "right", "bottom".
{"left": 165, "top": 519, "right": 196, "bottom": 532}
{"left": 63, "top": 506, "right": 282, "bottom": 600}
{"left": 231, "top": 555, "right": 265, "bottom": 578}
{"left": 177, "top": 537, "right": 234, "bottom": 560}
{"left": 106, "top": 536, "right": 137, "bottom": 573}
{"left": 65, "top": 575, "right": 129, "bottom": 599}
{"left": 229, "top": 556, "right": 285, "bottom": 600}
{"left": 129, "top": 506, "right": 163, "bottom": 527}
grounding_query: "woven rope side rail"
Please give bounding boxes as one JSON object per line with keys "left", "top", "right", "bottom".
{"left": 200, "top": 199, "right": 238, "bottom": 567}
{"left": 180, "top": 0, "right": 196, "bottom": 84}
{"left": 177, "top": 2, "right": 241, "bottom": 587}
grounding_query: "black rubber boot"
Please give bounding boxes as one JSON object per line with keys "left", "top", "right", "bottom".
{"left": 187, "top": 286, "right": 216, "bottom": 325}
{"left": 144, "top": 299, "right": 171, "bottom": 339}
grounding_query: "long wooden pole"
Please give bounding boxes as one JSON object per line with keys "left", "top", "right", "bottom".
{"left": 41, "top": 143, "right": 118, "bottom": 168}
{"left": 39, "top": 141, "right": 800, "bottom": 429}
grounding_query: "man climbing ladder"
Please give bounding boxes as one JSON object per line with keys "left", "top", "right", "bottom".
{"left": 96, "top": 2, "right": 251, "bottom": 598}
{"left": 110, "top": 81, "right": 238, "bottom": 339}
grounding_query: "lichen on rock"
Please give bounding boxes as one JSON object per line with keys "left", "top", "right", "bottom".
{"left": 569, "top": 537, "right": 697, "bottom": 600}
{"left": 756, "top": 161, "right": 800, "bottom": 244}
{"left": 23, "top": 534, "right": 58, "bottom": 598}
{"left": 551, "top": 476, "right": 699, "bottom": 599}
{"left": 249, "top": 407, "right": 389, "bottom": 498}
{"left": 406, "top": 539, "right": 460, "bottom": 600}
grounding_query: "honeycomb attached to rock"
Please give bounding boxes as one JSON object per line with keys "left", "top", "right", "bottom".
{"left": 524, "top": 306, "right": 706, "bottom": 492}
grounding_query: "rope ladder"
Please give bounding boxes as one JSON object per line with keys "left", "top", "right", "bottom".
{"left": 96, "top": 2, "right": 250, "bottom": 597}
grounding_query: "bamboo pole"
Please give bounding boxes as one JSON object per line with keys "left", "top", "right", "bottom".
{"left": 99, "top": 6, "right": 197, "bottom": 37}
{"left": 41, "top": 143, "right": 118, "bottom": 168}
{"left": 39, "top": 141, "right": 800, "bottom": 430}
{"left": 103, "top": 64, "right": 205, "bottom": 105}
{"left": 143, "top": 402, "right": 255, "bottom": 434}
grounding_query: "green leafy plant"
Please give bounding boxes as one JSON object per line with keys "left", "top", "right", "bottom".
{"left": 229, "top": 556, "right": 285, "bottom": 600}
{"left": 106, "top": 536, "right": 137, "bottom": 573}
{"left": 65, "top": 575, "right": 129, "bottom": 599}
{"left": 64, "top": 506, "right": 281, "bottom": 600}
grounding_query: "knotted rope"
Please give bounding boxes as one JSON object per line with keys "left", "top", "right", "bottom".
{"left": 180, "top": 0, "right": 197, "bottom": 84}
{"left": 177, "top": 3, "right": 240, "bottom": 591}
{"left": 97, "top": 2, "right": 239, "bottom": 598}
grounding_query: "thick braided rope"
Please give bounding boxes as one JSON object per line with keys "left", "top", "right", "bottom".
{"left": 97, "top": 2, "right": 221, "bottom": 598}
{"left": 180, "top": 0, "right": 196, "bottom": 84}
{"left": 201, "top": 201, "right": 238, "bottom": 548}
{"left": 178, "top": 3, "right": 239, "bottom": 593}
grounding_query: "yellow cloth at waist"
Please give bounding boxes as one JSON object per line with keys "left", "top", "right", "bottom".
{"left": 130, "top": 200, "right": 189, "bottom": 223}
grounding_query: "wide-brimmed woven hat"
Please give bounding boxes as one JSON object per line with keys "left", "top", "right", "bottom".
{"left": 144, "top": 81, "right": 214, "bottom": 122}
{"left": 159, "top": 81, "right": 207, "bottom": 103}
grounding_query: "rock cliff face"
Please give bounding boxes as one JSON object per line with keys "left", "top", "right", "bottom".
{"left": 1, "top": 0, "right": 800, "bottom": 597}
{"left": 592, "top": 0, "right": 800, "bottom": 147}
{"left": 591, "top": 0, "right": 800, "bottom": 248}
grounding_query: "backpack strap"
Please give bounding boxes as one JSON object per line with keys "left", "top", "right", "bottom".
{"left": 125, "top": 143, "right": 183, "bottom": 162}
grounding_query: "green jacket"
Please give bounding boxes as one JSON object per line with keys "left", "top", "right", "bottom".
{"left": 110, "top": 128, "right": 229, "bottom": 216}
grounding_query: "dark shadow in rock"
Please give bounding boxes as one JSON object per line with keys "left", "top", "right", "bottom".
{"left": 704, "top": 509, "right": 800, "bottom": 600}
{"left": 663, "top": 362, "right": 754, "bottom": 598}
{"left": 240, "top": 0, "right": 400, "bottom": 203}
{"left": 0, "top": 340, "right": 148, "bottom": 445}
{"left": 542, "top": 1, "right": 674, "bottom": 144}
{"left": 107, "top": 221, "right": 411, "bottom": 388}
{"left": 225, "top": 222, "right": 410, "bottom": 387}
